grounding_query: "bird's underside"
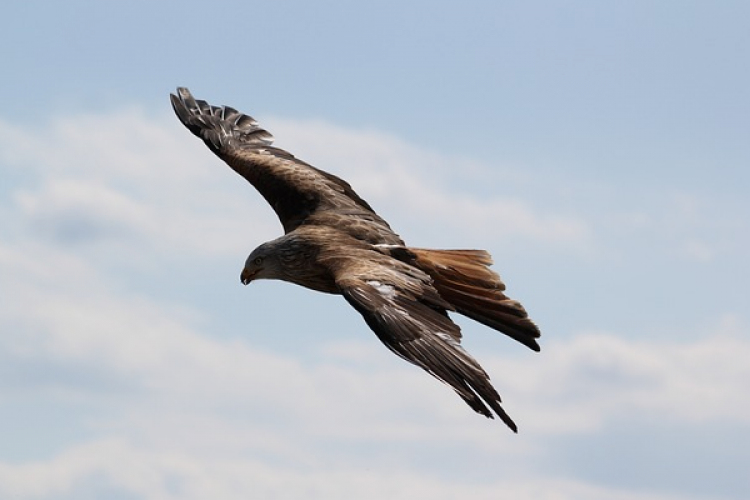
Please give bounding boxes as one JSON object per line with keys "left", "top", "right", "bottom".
{"left": 171, "top": 87, "right": 541, "bottom": 432}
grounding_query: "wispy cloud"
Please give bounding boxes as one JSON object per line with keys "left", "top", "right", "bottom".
{"left": 2, "top": 222, "right": 748, "bottom": 499}
{"left": 489, "top": 317, "right": 750, "bottom": 434}
{"left": 266, "top": 117, "right": 594, "bottom": 251}
{"left": 0, "top": 110, "right": 279, "bottom": 264}
{"left": 1, "top": 108, "right": 748, "bottom": 500}
{"left": 0, "top": 436, "right": 709, "bottom": 500}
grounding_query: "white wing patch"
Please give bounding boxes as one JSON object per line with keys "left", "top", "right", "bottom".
{"left": 366, "top": 280, "right": 396, "bottom": 299}
{"left": 435, "top": 331, "right": 466, "bottom": 351}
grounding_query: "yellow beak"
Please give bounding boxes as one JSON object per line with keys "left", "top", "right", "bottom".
{"left": 240, "top": 268, "right": 257, "bottom": 285}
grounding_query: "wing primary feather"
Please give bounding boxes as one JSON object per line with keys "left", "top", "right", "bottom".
{"left": 170, "top": 87, "right": 401, "bottom": 241}
{"left": 339, "top": 277, "right": 518, "bottom": 432}
{"left": 170, "top": 87, "right": 274, "bottom": 153}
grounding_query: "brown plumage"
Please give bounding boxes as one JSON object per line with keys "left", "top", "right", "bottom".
{"left": 171, "top": 87, "right": 540, "bottom": 432}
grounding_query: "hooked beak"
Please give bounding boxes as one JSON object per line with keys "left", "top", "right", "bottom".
{"left": 240, "top": 267, "right": 257, "bottom": 285}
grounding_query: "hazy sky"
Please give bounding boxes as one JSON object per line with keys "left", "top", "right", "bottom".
{"left": 1, "top": 2, "right": 749, "bottom": 499}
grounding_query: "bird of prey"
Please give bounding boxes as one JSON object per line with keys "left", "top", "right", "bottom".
{"left": 171, "top": 87, "right": 540, "bottom": 432}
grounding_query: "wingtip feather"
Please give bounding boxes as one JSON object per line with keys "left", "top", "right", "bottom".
{"left": 169, "top": 86, "right": 274, "bottom": 151}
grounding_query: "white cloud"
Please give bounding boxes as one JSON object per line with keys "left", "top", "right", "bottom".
{"left": 487, "top": 318, "right": 750, "bottom": 434}
{"left": 1, "top": 108, "right": 748, "bottom": 500}
{"left": 266, "top": 117, "right": 594, "bottom": 250}
{"left": 0, "top": 110, "right": 594, "bottom": 262}
{"left": 7, "top": 106, "right": 739, "bottom": 268}
{"left": 2, "top": 229, "right": 748, "bottom": 498}
{"left": 0, "top": 110, "right": 278, "bottom": 264}
{"left": 8, "top": 221, "right": 745, "bottom": 440}
{"left": 0, "top": 437, "right": 715, "bottom": 500}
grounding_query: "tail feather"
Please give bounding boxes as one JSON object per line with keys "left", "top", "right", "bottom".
{"left": 405, "top": 248, "right": 541, "bottom": 351}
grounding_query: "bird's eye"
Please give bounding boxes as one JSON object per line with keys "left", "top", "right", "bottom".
{"left": 254, "top": 257, "right": 263, "bottom": 266}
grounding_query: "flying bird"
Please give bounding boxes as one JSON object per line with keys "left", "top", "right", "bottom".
{"left": 170, "top": 87, "right": 540, "bottom": 432}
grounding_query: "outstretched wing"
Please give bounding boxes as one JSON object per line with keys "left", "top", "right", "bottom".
{"left": 170, "top": 87, "right": 402, "bottom": 244}
{"left": 334, "top": 256, "right": 519, "bottom": 432}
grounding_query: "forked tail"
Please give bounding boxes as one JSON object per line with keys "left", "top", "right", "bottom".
{"left": 401, "top": 248, "right": 541, "bottom": 351}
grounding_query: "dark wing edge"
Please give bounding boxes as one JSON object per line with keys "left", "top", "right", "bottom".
{"left": 170, "top": 87, "right": 274, "bottom": 154}
{"left": 338, "top": 277, "right": 518, "bottom": 432}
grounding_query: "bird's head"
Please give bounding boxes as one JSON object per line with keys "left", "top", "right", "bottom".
{"left": 240, "top": 242, "right": 281, "bottom": 285}
{"left": 240, "top": 234, "right": 322, "bottom": 288}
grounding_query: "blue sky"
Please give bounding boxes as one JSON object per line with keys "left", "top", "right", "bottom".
{"left": 1, "top": 1, "right": 749, "bottom": 499}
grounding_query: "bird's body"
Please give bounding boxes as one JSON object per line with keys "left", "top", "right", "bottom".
{"left": 171, "top": 87, "right": 540, "bottom": 432}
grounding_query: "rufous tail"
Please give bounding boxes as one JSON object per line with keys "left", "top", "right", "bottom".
{"left": 404, "top": 248, "right": 541, "bottom": 351}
